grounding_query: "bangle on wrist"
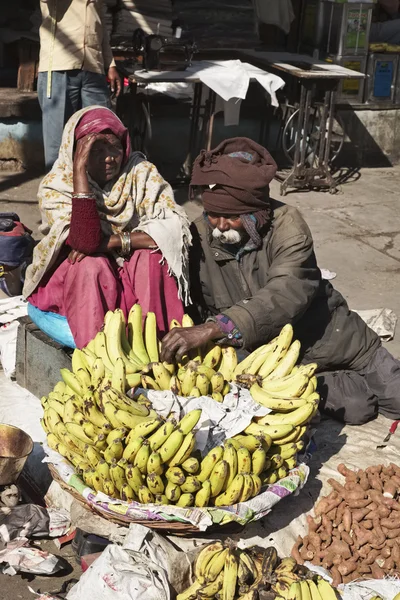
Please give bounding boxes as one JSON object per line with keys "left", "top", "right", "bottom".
{"left": 72, "top": 192, "right": 96, "bottom": 199}
{"left": 118, "top": 231, "right": 132, "bottom": 257}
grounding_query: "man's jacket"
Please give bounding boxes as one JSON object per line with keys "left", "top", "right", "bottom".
{"left": 189, "top": 201, "right": 380, "bottom": 371}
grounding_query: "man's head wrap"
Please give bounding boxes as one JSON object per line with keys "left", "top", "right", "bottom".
{"left": 190, "top": 137, "right": 277, "bottom": 215}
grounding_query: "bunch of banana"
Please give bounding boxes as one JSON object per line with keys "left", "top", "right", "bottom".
{"left": 177, "top": 543, "right": 340, "bottom": 600}
{"left": 140, "top": 313, "right": 238, "bottom": 401}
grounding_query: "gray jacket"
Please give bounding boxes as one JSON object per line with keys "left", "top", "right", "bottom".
{"left": 189, "top": 200, "right": 380, "bottom": 371}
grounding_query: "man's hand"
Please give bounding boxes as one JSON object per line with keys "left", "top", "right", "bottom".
{"left": 108, "top": 67, "right": 122, "bottom": 97}
{"left": 161, "top": 322, "right": 222, "bottom": 363}
{"left": 68, "top": 249, "right": 87, "bottom": 264}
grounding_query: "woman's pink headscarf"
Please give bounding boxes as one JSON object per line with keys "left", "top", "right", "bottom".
{"left": 75, "top": 108, "right": 132, "bottom": 164}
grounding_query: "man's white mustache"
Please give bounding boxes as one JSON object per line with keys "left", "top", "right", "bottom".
{"left": 212, "top": 227, "right": 242, "bottom": 244}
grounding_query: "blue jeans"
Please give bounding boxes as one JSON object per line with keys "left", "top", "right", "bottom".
{"left": 37, "top": 70, "right": 111, "bottom": 171}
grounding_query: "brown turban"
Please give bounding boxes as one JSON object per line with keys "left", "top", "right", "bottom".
{"left": 190, "top": 137, "right": 277, "bottom": 215}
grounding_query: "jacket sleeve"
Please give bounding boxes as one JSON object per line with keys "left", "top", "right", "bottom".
{"left": 222, "top": 233, "right": 321, "bottom": 349}
{"left": 100, "top": 1, "right": 116, "bottom": 70}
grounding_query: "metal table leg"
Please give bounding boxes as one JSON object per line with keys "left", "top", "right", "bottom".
{"left": 183, "top": 82, "right": 203, "bottom": 177}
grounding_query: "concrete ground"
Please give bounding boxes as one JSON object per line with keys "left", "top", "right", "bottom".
{"left": 1, "top": 166, "right": 400, "bottom": 597}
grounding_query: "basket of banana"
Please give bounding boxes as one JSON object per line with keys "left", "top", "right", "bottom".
{"left": 177, "top": 542, "right": 340, "bottom": 600}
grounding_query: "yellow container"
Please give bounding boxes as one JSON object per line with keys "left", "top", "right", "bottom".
{"left": 0, "top": 424, "right": 33, "bottom": 485}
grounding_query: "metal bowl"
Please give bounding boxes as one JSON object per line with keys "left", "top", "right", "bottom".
{"left": 0, "top": 424, "right": 33, "bottom": 485}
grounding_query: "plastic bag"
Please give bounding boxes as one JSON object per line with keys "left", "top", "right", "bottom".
{"left": 27, "top": 304, "right": 76, "bottom": 348}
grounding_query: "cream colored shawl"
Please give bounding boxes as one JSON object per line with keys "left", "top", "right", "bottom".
{"left": 23, "top": 107, "right": 191, "bottom": 303}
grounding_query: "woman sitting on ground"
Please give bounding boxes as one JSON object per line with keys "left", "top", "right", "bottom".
{"left": 23, "top": 106, "right": 190, "bottom": 348}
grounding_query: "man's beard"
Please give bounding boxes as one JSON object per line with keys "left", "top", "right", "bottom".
{"left": 212, "top": 227, "right": 242, "bottom": 245}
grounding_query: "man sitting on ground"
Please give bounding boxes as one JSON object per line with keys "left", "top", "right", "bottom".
{"left": 160, "top": 137, "right": 400, "bottom": 425}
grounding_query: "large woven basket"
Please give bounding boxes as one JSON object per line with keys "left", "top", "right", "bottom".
{"left": 49, "top": 465, "right": 243, "bottom": 536}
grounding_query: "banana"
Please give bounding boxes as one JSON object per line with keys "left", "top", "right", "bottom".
{"left": 82, "top": 396, "right": 111, "bottom": 429}
{"left": 181, "top": 475, "right": 202, "bottom": 493}
{"left": 165, "top": 481, "right": 182, "bottom": 502}
{"left": 263, "top": 469, "right": 278, "bottom": 484}
{"left": 94, "top": 331, "right": 115, "bottom": 372}
{"left": 147, "top": 472, "right": 165, "bottom": 494}
{"left": 240, "top": 473, "right": 254, "bottom": 502}
{"left": 196, "top": 373, "right": 210, "bottom": 396}
{"left": 82, "top": 468, "right": 96, "bottom": 489}
{"left": 152, "top": 362, "right": 172, "bottom": 390}
{"left": 65, "top": 422, "right": 96, "bottom": 446}
{"left": 268, "top": 442, "right": 297, "bottom": 460}
{"left": 273, "top": 425, "right": 306, "bottom": 445}
{"left": 138, "top": 485, "right": 155, "bottom": 504}
{"left": 147, "top": 451, "right": 163, "bottom": 475}
{"left": 181, "top": 457, "right": 199, "bottom": 474}
{"left": 154, "top": 494, "right": 169, "bottom": 505}
{"left": 165, "top": 466, "right": 186, "bottom": 485}
{"left": 238, "top": 554, "right": 252, "bottom": 587}
{"left": 258, "top": 325, "right": 294, "bottom": 379}
{"left": 237, "top": 447, "right": 252, "bottom": 475}
{"left": 196, "top": 364, "right": 217, "bottom": 380}
{"left": 60, "top": 369, "right": 84, "bottom": 397}
{"left": 210, "top": 372, "right": 225, "bottom": 394}
{"left": 129, "top": 417, "right": 163, "bottom": 439}
{"left": 133, "top": 440, "right": 151, "bottom": 473}
{"left": 148, "top": 420, "right": 176, "bottom": 451}
{"left": 47, "top": 433, "right": 60, "bottom": 452}
{"left": 111, "top": 357, "right": 126, "bottom": 393}
{"left": 205, "top": 548, "right": 229, "bottom": 582}
{"left": 105, "top": 310, "right": 141, "bottom": 373}
{"left": 176, "top": 493, "right": 194, "bottom": 507}
{"left": 125, "top": 464, "right": 143, "bottom": 494}
{"left": 75, "top": 367, "right": 92, "bottom": 392}
{"left": 144, "top": 311, "right": 159, "bottom": 362}
{"left": 275, "top": 557, "right": 297, "bottom": 574}
{"left": 97, "top": 459, "right": 110, "bottom": 481}
{"left": 198, "top": 446, "right": 224, "bottom": 482}
{"left": 85, "top": 445, "right": 102, "bottom": 468}
{"left": 203, "top": 344, "right": 222, "bottom": 369}
{"left": 106, "top": 427, "right": 128, "bottom": 446}
{"left": 251, "top": 447, "right": 267, "bottom": 476}
{"left": 210, "top": 460, "right": 228, "bottom": 497}
{"left": 47, "top": 398, "right": 66, "bottom": 419}
{"left": 277, "top": 465, "right": 288, "bottom": 479}
{"left": 251, "top": 385, "right": 309, "bottom": 411}
{"left": 101, "top": 401, "right": 123, "bottom": 429}
{"left": 258, "top": 402, "right": 316, "bottom": 428}
{"left": 306, "top": 580, "right": 322, "bottom": 600}
{"left": 181, "top": 366, "right": 198, "bottom": 397}
{"left": 284, "top": 457, "right": 298, "bottom": 470}
{"left": 141, "top": 375, "right": 160, "bottom": 390}
{"left": 123, "top": 435, "right": 146, "bottom": 462}
{"left": 121, "top": 482, "right": 136, "bottom": 502}
{"left": 169, "top": 375, "right": 182, "bottom": 395}
{"left": 300, "top": 581, "right": 312, "bottom": 600}
{"left": 267, "top": 340, "right": 301, "bottom": 380}
{"left": 104, "top": 438, "right": 124, "bottom": 463}
{"left": 81, "top": 348, "right": 97, "bottom": 371}
{"left": 219, "top": 347, "right": 238, "bottom": 382}
{"left": 110, "top": 459, "right": 127, "bottom": 492}
{"left": 91, "top": 358, "right": 106, "bottom": 390}
{"left": 104, "top": 387, "right": 149, "bottom": 416}
{"left": 287, "top": 582, "right": 302, "bottom": 600}
{"left": 232, "top": 435, "right": 262, "bottom": 453}
{"left": 115, "top": 410, "right": 149, "bottom": 431}
{"left": 261, "top": 374, "right": 309, "bottom": 398}
{"left": 245, "top": 347, "right": 274, "bottom": 376}
{"left": 178, "top": 409, "right": 202, "bottom": 435}
{"left": 53, "top": 381, "right": 67, "bottom": 395}
{"left": 251, "top": 474, "right": 262, "bottom": 497}
{"left": 315, "top": 578, "right": 337, "bottom": 600}
{"left": 71, "top": 348, "right": 89, "bottom": 376}
{"left": 102, "top": 478, "right": 116, "bottom": 497}
{"left": 223, "top": 443, "right": 238, "bottom": 489}
{"left": 239, "top": 552, "right": 258, "bottom": 583}
{"left": 199, "top": 570, "right": 225, "bottom": 598}
{"left": 222, "top": 549, "right": 238, "bottom": 600}
{"left": 176, "top": 581, "right": 202, "bottom": 600}
{"left": 214, "top": 473, "right": 244, "bottom": 507}
{"left": 195, "top": 542, "right": 225, "bottom": 583}
{"left": 233, "top": 343, "right": 272, "bottom": 377}
{"left": 212, "top": 392, "right": 224, "bottom": 403}
{"left": 195, "top": 481, "right": 211, "bottom": 507}
{"left": 159, "top": 429, "right": 184, "bottom": 463}
{"left": 244, "top": 422, "right": 294, "bottom": 440}
{"left": 127, "top": 304, "right": 150, "bottom": 365}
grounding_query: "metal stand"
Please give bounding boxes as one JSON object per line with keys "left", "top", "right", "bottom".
{"left": 280, "top": 79, "right": 339, "bottom": 195}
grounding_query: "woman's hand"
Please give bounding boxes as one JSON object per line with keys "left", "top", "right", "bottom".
{"left": 68, "top": 249, "right": 87, "bottom": 264}
{"left": 130, "top": 231, "right": 158, "bottom": 250}
{"left": 160, "top": 322, "right": 222, "bottom": 363}
{"left": 73, "top": 133, "right": 104, "bottom": 193}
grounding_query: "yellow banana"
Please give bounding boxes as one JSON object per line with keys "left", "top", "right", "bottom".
{"left": 165, "top": 480, "right": 182, "bottom": 502}
{"left": 111, "top": 357, "right": 126, "bottom": 393}
{"left": 273, "top": 425, "right": 305, "bottom": 445}
{"left": 277, "top": 465, "right": 288, "bottom": 479}
{"left": 152, "top": 362, "right": 172, "bottom": 390}
{"left": 237, "top": 446, "right": 252, "bottom": 475}
{"left": 133, "top": 440, "right": 151, "bottom": 473}
{"left": 251, "top": 447, "right": 267, "bottom": 475}
{"left": 268, "top": 442, "right": 297, "bottom": 459}
{"left": 138, "top": 485, "right": 155, "bottom": 504}
{"left": 245, "top": 348, "right": 274, "bottom": 376}
{"left": 232, "top": 434, "right": 262, "bottom": 452}
{"left": 148, "top": 420, "right": 176, "bottom": 451}
{"left": 93, "top": 331, "right": 114, "bottom": 372}
{"left": 222, "top": 550, "right": 238, "bottom": 600}
{"left": 141, "top": 375, "right": 160, "bottom": 390}
{"left": 244, "top": 422, "right": 294, "bottom": 440}
{"left": 285, "top": 456, "right": 298, "bottom": 470}
{"left": 147, "top": 451, "right": 163, "bottom": 475}
{"left": 105, "top": 310, "right": 141, "bottom": 374}
{"left": 178, "top": 409, "right": 202, "bottom": 435}
{"left": 176, "top": 581, "right": 202, "bottom": 600}
{"left": 196, "top": 373, "right": 210, "bottom": 396}
{"left": 85, "top": 444, "right": 102, "bottom": 468}
{"left": 239, "top": 473, "right": 254, "bottom": 502}
{"left": 159, "top": 429, "right": 184, "bottom": 463}
{"left": 298, "top": 363, "right": 318, "bottom": 378}
{"left": 104, "top": 438, "right": 124, "bottom": 463}
{"left": 196, "top": 364, "right": 217, "bottom": 380}
{"left": 47, "top": 432, "right": 60, "bottom": 452}
{"left": 110, "top": 459, "right": 127, "bottom": 492}
{"left": 60, "top": 369, "right": 84, "bottom": 397}
{"left": 97, "top": 459, "right": 110, "bottom": 481}
{"left": 205, "top": 548, "right": 229, "bottom": 582}
{"left": 82, "top": 396, "right": 111, "bottom": 430}
{"left": 65, "top": 422, "right": 95, "bottom": 446}
{"left": 261, "top": 374, "right": 309, "bottom": 398}
{"left": 104, "top": 386, "right": 149, "bottom": 417}
{"left": 125, "top": 464, "right": 143, "bottom": 494}
{"left": 176, "top": 493, "right": 194, "bottom": 507}
{"left": 168, "top": 431, "right": 196, "bottom": 467}
{"left": 267, "top": 340, "right": 301, "bottom": 380}
{"left": 181, "top": 366, "right": 198, "bottom": 397}
{"left": 233, "top": 343, "right": 273, "bottom": 377}
{"left": 210, "top": 460, "right": 228, "bottom": 497}
{"left": 123, "top": 435, "right": 146, "bottom": 462}
{"left": 181, "top": 457, "right": 199, "bottom": 474}
{"left": 214, "top": 473, "right": 245, "bottom": 507}
{"left": 169, "top": 375, "right": 182, "bottom": 395}
{"left": 251, "top": 474, "right": 262, "bottom": 496}
{"left": 165, "top": 466, "right": 186, "bottom": 484}
{"left": 116, "top": 410, "right": 150, "bottom": 431}
{"left": 75, "top": 367, "right": 92, "bottom": 392}
{"left": 91, "top": 357, "right": 106, "bottom": 390}
{"left": 189, "top": 387, "right": 201, "bottom": 397}
{"left": 147, "top": 472, "right": 164, "bottom": 494}
{"left": 203, "top": 344, "right": 222, "bottom": 369}
{"left": 195, "top": 542, "right": 225, "bottom": 583}
{"left": 200, "top": 569, "right": 225, "bottom": 597}
{"left": 195, "top": 481, "right": 211, "bottom": 507}
{"left": 305, "top": 580, "right": 322, "bottom": 600}
{"left": 47, "top": 398, "right": 65, "bottom": 418}
{"left": 53, "top": 381, "right": 67, "bottom": 395}
{"left": 197, "top": 446, "right": 224, "bottom": 482}
{"left": 129, "top": 417, "right": 163, "bottom": 439}
{"left": 315, "top": 578, "right": 337, "bottom": 600}
{"left": 258, "top": 402, "right": 316, "bottom": 427}
{"left": 218, "top": 347, "right": 238, "bottom": 382}
{"left": 71, "top": 348, "right": 89, "bottom": 376}
{"left": 106, "top": 427, "right": 128, "bottom": 446}
{"left": 258, "top": 324, "right": 294, "bottom": 379}
{"left": 212, "top": 392, "right": 224, "bottom": 403}
{"left": 102, "top": 478, "right": 116, "bottom": 497}
{"left": 144, "top": 311, "right": 159, "bottom": 363}
{"left": 127, "top": 304, "right": 150, "bottom": 365}
{"left": 121, "top": 482, "right": 135, "bottom": 502}
{"left": 210, "top": 372, "right": 225, "bottom": 394}
{"left": 223, "top": 443, "right": 238, "bottom": 489}
{"left": 181, "top": 475, "right": 202, "bottom": 493}
{"left": 169, "top": 318, "right": 181, "bottom": 330}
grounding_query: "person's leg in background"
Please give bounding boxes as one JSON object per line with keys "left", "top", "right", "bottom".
{"left": 81, "top": 71, "right": 111, "bottom": 108}
{"left": 361, "top": 346, "right": 400, "bottom": 420}
{"left": 317, "top": 369, "right": 378, "bottom": 425}
{"left": 37, "top": 71, "right": 68, "bottom": 171}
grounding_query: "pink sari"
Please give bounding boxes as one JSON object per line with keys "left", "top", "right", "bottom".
{"left": 29, "top": 249, "right": 184, "bottom": 348}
